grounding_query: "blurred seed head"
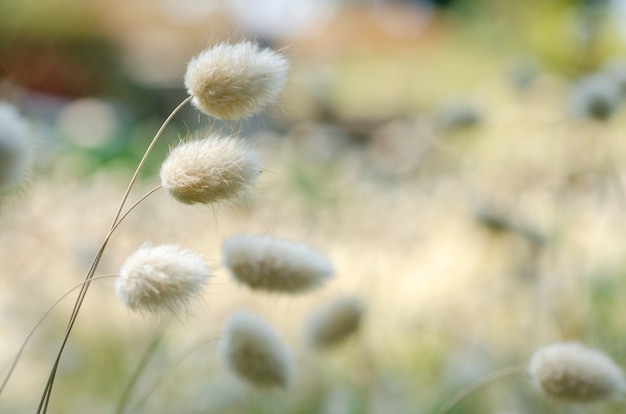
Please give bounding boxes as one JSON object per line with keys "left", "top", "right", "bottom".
{"left": 184, "top": 42, "right": 289, "bottom": 120}
{"left": 529, "top": 342, "right": 625, "bottom": 403}
{"left": 219, "top": 310, "right": 295, "bottom": 389}
{"left": 474, "top": 207, "right": 546, "bottom": 246}
{"left": 0, "top": 102, "right": 31, "bottom": 193}
{"left": 116, "top": 243, "right": 212, "bottom": 313}
{"left": 306, "top": 296, "right": 364, "bottom": 350}
{"left": 570, "top": 74, "right": 621, "bottom": 121}
{"left": 222, "top": 234, "right": 334, "bottom": 294}
{"left": 160, "top": 135, "right": 261, "bottom": 205}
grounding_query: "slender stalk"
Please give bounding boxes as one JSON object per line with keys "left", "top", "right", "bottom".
{"left": 434, "top": 365, "right": 526, "bottom": 414}
{"left": 115, "top": 318, "right": 171, "bottom": 414}
{"left": 128, "top": 336, "right": 218, "bottom": 412}
{"left": 38, "top": 96, "right": 192, "bottom": 414}
{"left": 111, "top": 185, "right": 162, "bottom": 235}
{"left": 0, "top": 275, "right": 118, "bottom": 395}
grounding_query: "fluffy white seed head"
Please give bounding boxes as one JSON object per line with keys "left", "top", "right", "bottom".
{"left": 116, "top": 243, "right": 212, "bottom": 313}
{"left": 184, "top": 42, "right": 289, "bottom": 120}
{"left": 222, "top": 234, "right": 334, "bottom": 294}
{"left": 306, "top": 296, "right": 364, "bottom": 350}
{"left": 219, "top": 310, "right": 295, "bottom": 389}
{"left": 529, "top": 342, "right": 626, "bottom": 403}
{"left": 160, "top": 135, "right": 261, "bottom": 205}
{"left": 0, "top": 102, "right": 31, "bottom": 193}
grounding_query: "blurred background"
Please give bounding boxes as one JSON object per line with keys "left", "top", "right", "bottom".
{"left": 2, "top": 0, "right": 626, "bottom": 412}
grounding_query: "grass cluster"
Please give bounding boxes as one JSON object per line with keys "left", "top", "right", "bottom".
{"left": 2, "top": 34, "right": 626, "bottom": 414}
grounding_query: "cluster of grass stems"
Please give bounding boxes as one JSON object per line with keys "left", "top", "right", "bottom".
{"left": 2, "top": 39, "right": 626, "bottom": 414}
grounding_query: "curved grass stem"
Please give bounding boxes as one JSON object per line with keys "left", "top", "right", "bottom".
{"left": 434, "top": 365, "right": 526, "bottom": 414}
{"left": 37, "top": 96, "right": 192, "bottom": 414}
{"left": 128, "top": 336, "right": 218, "bottom": 413}
{"left": 0, "top": 275, "right": 118, "bottom": 395}
{"left": 114, "top": 317, "right": 171, "bottom": 414}
{"left": 111, "top": 185, "right": 163, "bottom": 235}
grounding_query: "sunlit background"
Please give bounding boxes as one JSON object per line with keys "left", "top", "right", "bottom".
{"left": 2, "top": 0, "right": 626, "bottom": 412}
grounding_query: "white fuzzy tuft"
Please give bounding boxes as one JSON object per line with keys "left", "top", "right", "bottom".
{"left": 184, "top": 42, "right": 289, "bottom": 120}
{"left": 306, "top": 296, "right": 364, "bottom": 350}
{"left": 0, "top": 102, "right": 31, "bottom": 192}
{"left": 116, "top": 243, "right": 212, "bottom": 313}
{"left": 222, "top": 234, "right": 334, "bottom": 294}
{"left": 160, "top": 135, "right": 261, "bottom": 205}
{"left": 219, "top": 310, "right": 295, "bottom": 389}
{"left": 529, "top": 342, "right": 626, "bottom": 403}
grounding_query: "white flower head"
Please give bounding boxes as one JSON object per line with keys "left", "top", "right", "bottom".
{"left": 529, "top": 342, "right": 626, "bottom": 403}
{"left": 219, "top": 310, "right": 295, "bottom": 389}
{"left": 184, "top": 41, "right": 289, "bottom": 120}
{"left": 222, "top": 234, "right": 334, "bottom": 294}
{"left": 160, "top": 134, "right": 261, "bottom": 205}
{"left": 306, "top": 296, "right": 364, "bottom": 350}
{"left": 0, "top": 102, "right": 31, "bottom": 193}
{"left": 116, "top": 243, "right": 212, "bottom": 313}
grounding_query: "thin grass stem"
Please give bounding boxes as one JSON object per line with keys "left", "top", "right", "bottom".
{"left": 111, "top": 185, "right": 163, "bottom": 235}
{"left": 37, "top": 96, "right": 192, "bottom": 414}
{"left": 128, "top": 336, "right": 218, "bottom": 412}
{"left": 434, "top": 365, "right": 526, "bottom": 414}
{"left": 115, "top": 317, "right": 171, "bottom": 414}
{"left": 0, "top": 275, "right": 118, "bottom": 396}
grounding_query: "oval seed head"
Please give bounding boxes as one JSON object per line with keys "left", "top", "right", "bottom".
{"left": 529, "top": 342, "right": 626, "bottom": 403}
{"left": 219, "top": 310, "right": 295, "bottom": 389}
{"left": 0, "top": 102, "right": 31, "bottom": 193}
{"left": 222, "top": 234, "right": 334, "bottom": 294}
{"left": 570, "top": 74, "right": 621, "bottom": 121}
{"left": 160, "top": 135, "right": 261, "bottom": 205}
{"left": 306, "top": 296, "right": 364, "bottom": 350}
{"left": 116, "top": 243, "right": 212, "bottom": 313}
{"left": 184, "top": 42, "right": 289, "bottom": 120}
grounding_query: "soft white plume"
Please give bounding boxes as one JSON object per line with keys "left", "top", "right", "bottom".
{"left": 116, "top": 243, "right": 212, "bottom": 313}
{"left": 0, "top": 102, "right": 31, "bottom": 192}
{"left": 160, "top": 135, "right": 261, "bottom": 205}
{"left": 184, "top": 42, "right": 289, "bottom": 120}
{"left": 529, "top": 342, "right": 626, "bottom": 403}
{"left": 219, "top": 310, "right": 295, "bottom": 388}
{"left": 222, "top": 234, "right": 334, "bottom": 294}
{"left": 306, "top": 296, "right": 364, "bottom": 350}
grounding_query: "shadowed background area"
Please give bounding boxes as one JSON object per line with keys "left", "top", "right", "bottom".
{"left": 2, "top": 0, "right": 626, "bottom": 413}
